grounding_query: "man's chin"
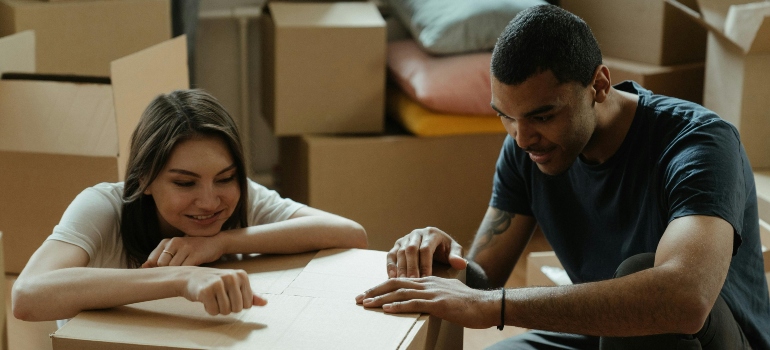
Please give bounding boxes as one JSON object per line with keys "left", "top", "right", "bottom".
{"left": 536, "top": 162, "right": 571, "bottom": 176}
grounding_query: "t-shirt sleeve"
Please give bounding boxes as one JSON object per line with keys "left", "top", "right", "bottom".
{"left": 663, "top": 119, "right": 746, "bottom": 254}
{"left": 247, "top": 178, "right": 305, "bottom": 225}
{"left": 489, "top": 135, "right": 534, "bottom": 216}
{"left": 47, "top": 184, "right": 122, "bottom": 263}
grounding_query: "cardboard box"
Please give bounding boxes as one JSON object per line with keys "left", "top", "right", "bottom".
{"left": 0, "top": 0, "right": 170, "bottom": 76}
{"left": 604, "top": 56, "right": 705, "bottom": 104}
{"left": 262, "top": 2, "right": 386, "bottom": 135}
{"left": 0, "top": 30, "right": 33, "bottom": 74}
{"left": 526, "top": 251, "right": 570, "bottom": 287}
{"left": 756, "top": 170, "right": 770, "bottom": 223}
{"left": 51, "top": 249, "right": 463, "bottom": 350}
{"left": 761, "top": 219, "right": 770, "bottom": 272}
{"left": 0, "top": 232, "right": 6, "bottom": 350}
{"left": 279, "top": 133, "right": 505, "bottom": 252}
{"left": 561, "top": 0, "right": 706, "bottom": 65}
{"left": 0, "top": 36, "right": 188, "bottom": 273}
{"left": 669, "top": 0, "right": 770, "bottom": 168}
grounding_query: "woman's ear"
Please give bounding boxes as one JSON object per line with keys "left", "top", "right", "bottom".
{"left": 592, "top": 65, "right": 611, "bottom": 104}
{"left": 141, "top": 178, "right": 153, "bottom": 196}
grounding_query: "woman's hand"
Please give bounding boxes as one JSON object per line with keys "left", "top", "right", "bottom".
{"left": 177, "top": 267, "right": 267, "bottom": 315}
{"left": 142, "top": 235, "right": 227, "bottom": 268}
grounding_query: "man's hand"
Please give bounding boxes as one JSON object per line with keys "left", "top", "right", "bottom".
{"left": 142, "top": 235, "right": 226, "bottom": 268}
{"left": 387, "top": 227, "right": 467, "bottom": 278}
{"left": 177, "top": 266, "right": 267, "bottom": 315}
{"left": 355, "top": 276, "right": 499, "bottom": 329}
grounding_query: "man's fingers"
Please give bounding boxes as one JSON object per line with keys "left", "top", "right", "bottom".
{"left": 419, "top": 236, "right": 437, "bottom": 277}
{"left": 405, "top": 234, "right": 422, "bottom": 278}
{"left": 448, "top": 241, "right": 467, "bottom": 270}
{"left": 386, "top": 242, "right": 401, "bottom": 279}
{"left": 396, "top": 247, "right": 408, "bottom": 278}
{"left": 383, "top": 299, "right": 430, "bottom": 314}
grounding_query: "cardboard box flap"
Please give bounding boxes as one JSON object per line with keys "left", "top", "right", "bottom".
{"left": 667, "top": 0, "right": 737, "bottom": 45}
{"left": 0, "top": 78, "right": 117, "bottom": 157}
{"left": 671, "top": 0, "right": 770, "bottom": 53}
{"left": 110, "top": 35, "right": 189, "bottom": 180}
{"left": 269, "top": 2, "right": 385, "bottom": 28}
{"left": 0, "top": 30, "right": 34, "bottom": 75}
{"left": 724, "top": 2, "right": 770, "bottom": 53}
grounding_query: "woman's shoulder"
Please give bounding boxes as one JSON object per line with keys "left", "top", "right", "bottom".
{"left": 80, "top": 182, "right": 124, "bottom": 203}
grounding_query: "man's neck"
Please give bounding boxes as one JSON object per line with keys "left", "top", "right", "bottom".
{"left": 581, "top": 87, "right": 639, "bottom": 164}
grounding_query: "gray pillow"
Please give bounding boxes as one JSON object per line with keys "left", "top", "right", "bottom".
{"left": 388, "top": 0, "right": 548, "bottom": 55}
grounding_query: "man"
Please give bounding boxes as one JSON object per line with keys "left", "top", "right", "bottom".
{"left": 355, "top": 5, "right": 770, "bottom": 349}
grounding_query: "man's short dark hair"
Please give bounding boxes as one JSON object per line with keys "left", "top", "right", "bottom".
{"left": 491, "top": 5, "right": 602, "bottom": 87}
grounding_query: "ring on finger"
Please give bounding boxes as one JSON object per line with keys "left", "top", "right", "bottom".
{"left": 162, "top": 250, "right": 175, "bottom": 258}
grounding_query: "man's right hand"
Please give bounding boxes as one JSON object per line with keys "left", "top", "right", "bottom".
{"left": 387, "top": 227, "right": 467, "bottom": 278}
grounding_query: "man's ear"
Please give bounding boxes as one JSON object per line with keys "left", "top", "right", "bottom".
{"left": 592, "top": 65, "right": 611, "bottom": 104}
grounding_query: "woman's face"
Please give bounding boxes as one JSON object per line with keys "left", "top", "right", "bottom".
{"left": 144, "top": 135, "right": 241, "bottom": 238}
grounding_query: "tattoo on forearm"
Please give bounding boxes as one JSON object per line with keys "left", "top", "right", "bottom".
{"left": 469, "top": 209, "right": 513, "bottom": 259}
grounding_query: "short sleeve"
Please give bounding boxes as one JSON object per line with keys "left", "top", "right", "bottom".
{"left": 489, "top": 135, "right": 534, "bottom": 215}
{"left": 247, "top": 178, "right": 305, "bottom": 226}
{"left": 47, "top": 183, "right": 123, "bottom": 264}
{"left": 663, "top": 119, "right": 746, "bottom": 252}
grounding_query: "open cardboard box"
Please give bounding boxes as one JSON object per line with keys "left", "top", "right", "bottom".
{"left": 51, "top": 249, "right": 463, "bottom": 350}
{"left": 0, "top": 0, "right": 171, "bottom": 76}
{"left": 0, "top": 34, "right": 189, "bottom": 273}
{"left": 668, "top": 0, "right": 770, "bottom": 168}
{"left": 604, "top": 56, "right": 704, "bottom": 104}
{"left": 561, "top": 0, "right": 706, "bottom": 65}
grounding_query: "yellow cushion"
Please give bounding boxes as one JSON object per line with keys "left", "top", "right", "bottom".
{"left": 388, "top": 88, "right": 506, "bottom": 137}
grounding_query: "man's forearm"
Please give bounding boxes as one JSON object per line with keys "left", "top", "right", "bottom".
{"left": 502, "top": 266, "right": 709, "bottom": 336}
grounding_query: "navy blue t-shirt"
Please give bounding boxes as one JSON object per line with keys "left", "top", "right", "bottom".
{"left": 490, "top": 81, "right": 770, "bottom": 349}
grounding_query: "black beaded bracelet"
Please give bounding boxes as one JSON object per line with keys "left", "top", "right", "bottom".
{"left": 497, "top": 287, "right": 505, "bottom": 331}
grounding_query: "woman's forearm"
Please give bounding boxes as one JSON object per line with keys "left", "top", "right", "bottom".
{"left": 220, "top": 215, "right": 367, "bottom": 255}
{"left": 13, "top": 266, "right": 185, "bottom": 321}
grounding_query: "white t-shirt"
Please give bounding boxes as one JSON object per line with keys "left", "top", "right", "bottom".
{"left": 47, "top": 179, "right": 305, "bottom": 268}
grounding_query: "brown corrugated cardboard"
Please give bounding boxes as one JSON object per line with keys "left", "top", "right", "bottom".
{"left": 669, "top": 0, "right": 770, "bottom": 168}
{"left": 262, "top": 2, "right": 386, "bottom": 135}
{"left": 0, "top": 36, "right": 188, "bottom": 274}
{"left": 756, "top": 170, "right": 770, "bottom": 223}
{"left": 526, "top": 251, "right": 566, "bottom": 287}
{"left": 51, "top": 249, "right": 461, "bottom": 349}
{"left": 0, "top": 0, "right": 170, "bottom": 76}
{"left": 0, "top": 30, "right": 33, "bottom": 74}
{"left": 761, "top": 220, "right": 770, "bottom": 272}
{"left": 279, "top": 133, "right": 506, "bottom": 252}
{"left": 604, "top": 56, "right": 705, "bottom": 104}
{"left": 0, "top": 232, "right": 6, "bottom": 350}
{"left": 561, "top": 0, "right": 706, "bottom": 65}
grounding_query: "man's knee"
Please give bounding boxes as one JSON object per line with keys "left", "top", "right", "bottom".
{"left": 613, "top": 252, "right": 655, "bottom": 278}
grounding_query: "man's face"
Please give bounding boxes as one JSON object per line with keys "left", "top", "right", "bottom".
{"left": 491, "top": 70, "right": 597, "bottom": 175}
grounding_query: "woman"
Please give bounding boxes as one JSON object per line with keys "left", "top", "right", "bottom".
{"left": 12, "top": 89, "right": 367, "bottom": 322}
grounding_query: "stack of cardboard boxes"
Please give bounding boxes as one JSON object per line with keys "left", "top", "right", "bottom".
{"left": 0, "top": 0, "right": 189, "bottom": 275}
{"left": 561, "top": 0, "right": 707, "bottom": 104}
{"left": 263, "top": 2, "right": 505, "bottom": 251}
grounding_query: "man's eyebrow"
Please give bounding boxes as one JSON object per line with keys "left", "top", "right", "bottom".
{"left": 490, "top": 103, "right": 556, "bottom": 118}
{"left": 168, "top": 164, "right": 236, "bottom": 178}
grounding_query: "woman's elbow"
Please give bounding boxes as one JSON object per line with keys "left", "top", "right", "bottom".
{"left": 346, "top": 220, "right": 368, "bottom": 249}
{"left": 11, "top": 280, "right": 37, "bottom": 321}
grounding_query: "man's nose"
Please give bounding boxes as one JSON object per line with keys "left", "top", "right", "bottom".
{"left": 514, "top": 121, "right": 539, "bottom": 149}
